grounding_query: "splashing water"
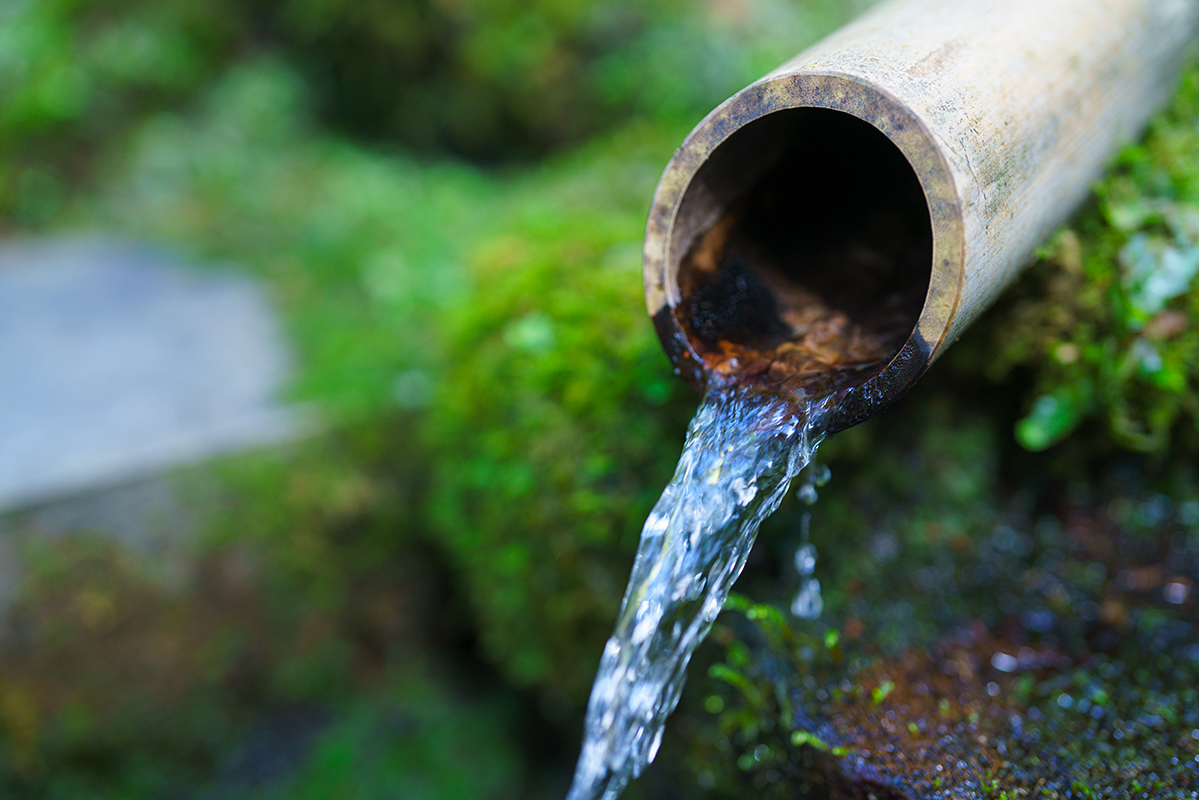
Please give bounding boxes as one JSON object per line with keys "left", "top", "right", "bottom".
{"left": 565, "top": 386, "right": 830, "bottom": 800}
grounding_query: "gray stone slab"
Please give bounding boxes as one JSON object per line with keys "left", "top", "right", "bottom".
{"left": 0, "top": 237, "right": 310, "bottom": 511}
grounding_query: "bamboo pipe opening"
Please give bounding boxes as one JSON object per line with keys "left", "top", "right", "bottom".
{"left": 647, "top": 3, "right": 1191, "bottom": 433}
{"left": 668, "top": 107, "right": 933, "bottom": 402}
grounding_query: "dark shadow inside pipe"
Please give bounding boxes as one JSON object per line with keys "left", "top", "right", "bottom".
{"left": 673, "top": 108, "right": 933, "bottom": 392}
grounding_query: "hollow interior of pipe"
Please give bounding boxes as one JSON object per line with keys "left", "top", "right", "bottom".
{"left": 673, "top": 107, "right": 933, "bottom": 392}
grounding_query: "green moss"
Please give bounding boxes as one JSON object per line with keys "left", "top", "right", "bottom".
{"left": 0, "top": 0, "right": 861, "bottom": 228}
{"left": 423, "top": 134, "right": 696, "bottom": 698}
{"left": 234, "top": 670, "right": 525, "bottom": 800}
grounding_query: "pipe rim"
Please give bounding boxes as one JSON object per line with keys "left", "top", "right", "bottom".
{"left": 643, "top": 70, "right": 966, "bottom": 431}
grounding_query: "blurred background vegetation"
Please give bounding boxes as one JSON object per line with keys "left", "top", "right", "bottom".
{"left": 0, "top": 0, "right": 1195, "bottom": 797}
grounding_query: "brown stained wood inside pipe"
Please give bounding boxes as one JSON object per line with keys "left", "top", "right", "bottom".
{"left": 676, "top": 208, "right": 913, "bottom": 400}
{"left": 642, "top": 0, "right": 1197, "bottom": 432}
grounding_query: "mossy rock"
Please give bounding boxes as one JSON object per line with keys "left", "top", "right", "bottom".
{"left": 688, "top": 398, "right": 1197, "bottom": 799}
{"left": 424, "top": 185, "right": 695, "bottom": 704}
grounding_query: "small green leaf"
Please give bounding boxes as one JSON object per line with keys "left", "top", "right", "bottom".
{"left": 1120, "top": 233, "right": 1199, "bottom": 323}
{"left": 1015, "top": 382, "right": 1095, "bottom": 451}
{"left": 790, "top": 730, "right": 830, "bottom": 751}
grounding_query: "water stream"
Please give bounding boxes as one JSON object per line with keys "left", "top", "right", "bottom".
{"left": 565, "top": 385, "right": 831, "bottom": 800}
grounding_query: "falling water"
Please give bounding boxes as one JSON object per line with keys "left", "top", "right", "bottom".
{"left": 791, "top": 463, "right": 829, "bottom": 620}
{"left": 565, "top": 385, "right": 831, "bottom": 800}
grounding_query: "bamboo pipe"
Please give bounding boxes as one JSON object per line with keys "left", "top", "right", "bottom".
{"left": 643, "top": 0, "right": 1196, "bottom": 433}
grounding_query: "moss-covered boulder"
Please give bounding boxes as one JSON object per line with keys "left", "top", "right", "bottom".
{"left": 424, "top": 133, "right": 696, "bottom": 704}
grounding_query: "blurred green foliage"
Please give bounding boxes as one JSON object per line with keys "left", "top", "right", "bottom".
{"left": 0, "top": 0, "right": 247, "bottom": 224}
{"left": 0, "top": 0, "right": 866, "bottom": 225}
{"left": 260, "top": 0, "right": 857, "bottom": 158}
{"left": 0, "top": 0, "right": 1195, "bottom": 795}
{"left": 0, "top": 425, "right": 558, "bottom": 799}
{"left": 237, "top": 673, "right": 527, "bottom": 800}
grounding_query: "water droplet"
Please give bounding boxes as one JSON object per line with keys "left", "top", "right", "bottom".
{"left": 795, "top": 462, "right": 831, "bottom": 505}
{"left": 992, "top": 652, "right": 1019, "bottom": 672}
{"left": 1165, "top": 581, "right": 1188, "bottom": 604}
{"left": 795, "top": 543, "right": 817, "bottom": 575}
{"left": 809, "top": 463, "right": 831, "bottom": 486}
{"left": 791, "top": 578, "right": 822, "bottom": 619}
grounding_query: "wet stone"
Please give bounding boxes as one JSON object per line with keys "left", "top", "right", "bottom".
{"left": 0, "top": 237, "right": 309, "bottom": 615}
{"left": 0, "top": 237, "right": 307, "bottom": 511}
{"left": 799, "top": 629, "right": 1197, "bottom": 799}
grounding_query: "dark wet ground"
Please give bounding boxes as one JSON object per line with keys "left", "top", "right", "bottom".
{"left": 686, "top": 399, "right": 1198, "bottom": 799}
